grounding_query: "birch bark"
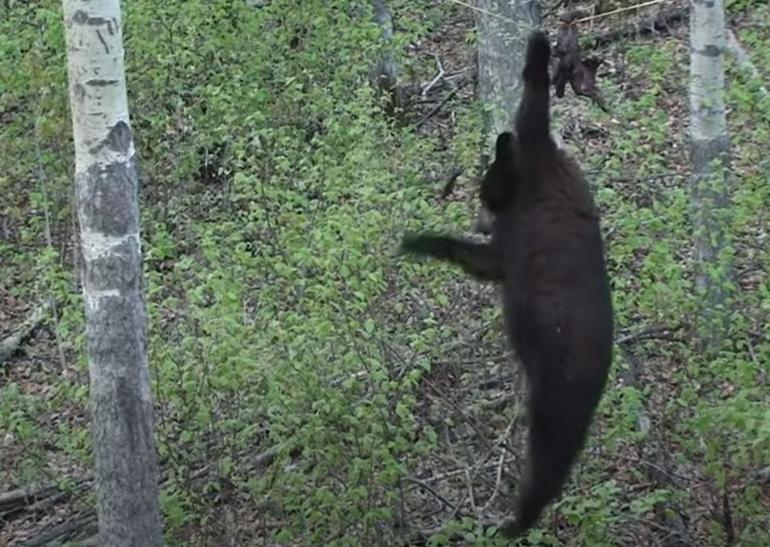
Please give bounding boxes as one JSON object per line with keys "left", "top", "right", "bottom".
{"left": 689, "top": 0, "right": 732, "bottom": 348}
{"left": 62, "top": 1, "right": 163, "bottom": 544}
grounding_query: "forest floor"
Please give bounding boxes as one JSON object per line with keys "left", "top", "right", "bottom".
{"left": 2, "top": 0, "right": 769, "bottom": 545}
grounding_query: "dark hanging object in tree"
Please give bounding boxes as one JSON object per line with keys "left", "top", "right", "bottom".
{"left": 553, "top": 10, "right": 608, "bottom": 111}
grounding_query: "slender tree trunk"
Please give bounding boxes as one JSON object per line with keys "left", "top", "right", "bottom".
{"left": 473, "top": 0, "right": 541, "bottom": 232}
{"left": 62, "top": 1, "right": 163, "bottom": 545}
{"left": 475, "top": 0, "right": 541, "bottom": 140}
{"left": 371, "top": 0, "right": 400, "bottom": 113}
{"left": 688, "top": 0, "right": 732, "bottom": 349}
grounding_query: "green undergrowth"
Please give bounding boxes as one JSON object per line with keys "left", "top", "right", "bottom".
{"left": 1, "top": 1, "right": 769, "bottom": 545}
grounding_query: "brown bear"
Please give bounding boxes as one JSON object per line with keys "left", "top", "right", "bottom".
{"left": 401, "top": 31, "right": 613, "bottom": 536}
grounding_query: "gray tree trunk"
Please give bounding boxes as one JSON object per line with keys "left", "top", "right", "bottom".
{"left": 371, "top": 0, "right": 400, "bottom": 112}
{"left": 473, "top": 0, "right": 541, "bottom": 232}
{"left": 688, "top": 0, "right": 732, "bottom": 349}
{"left": 475, "top": 0, "right": 541, "bottom": 140}
{"left": 62, "top": 1, "right": 163, "bottom": 545}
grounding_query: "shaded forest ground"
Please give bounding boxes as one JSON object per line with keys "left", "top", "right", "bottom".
{"left": 2, "top": 1, "right": 769, "bottom": 545}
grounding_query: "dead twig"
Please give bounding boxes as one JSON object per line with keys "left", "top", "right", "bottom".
{"left": 422, "top": 54, "right": 446, "bottom": 97}
{"left": 417, "top": 458, "right": 513, "bottom": 485}
{"left": 576, "top": 0, "right": 668, "bottom": 24}
{"left": 0, "top": 484, "right": 59, "bottom": 517}
{"left": 616, "top": 324, "right": 684, "bottom": 345}
{"left": 404, "top": 476, "right": 458, "bottom": 511}
{"left": 0, "top": 298, "right": 54, "bottom": 365}
{"left": 590, "top": 6, "right": 689, "bottom": 48}
{"left": 444, "top": 0, "right": 516, "bottom": 25}
{"left": 479, "top": 412, "right": 518, "bottom": 512}
{"left": 415, "top": 87, "right": 460, "bottom": 130}
{"left": 479, "top": 391, "right": 517, "bottom": 411}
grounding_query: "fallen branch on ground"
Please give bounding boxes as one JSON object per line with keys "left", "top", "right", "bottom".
{"left": 0, "top": 483, "right": 60, "bottom": 519}
{"left": 0, "top": 298, "right": 53, "bottom": 365}
{"left": 4, "top": 442, "right": 283, "bottom": 545}
{"left": 616, "top": 324, "right": 684, "bottom": 345}
{"left": 415, "top": 87, "right": 460, "bottom": 130}
{"left": 21, "top": 513, "right": 98, "bottom": 547}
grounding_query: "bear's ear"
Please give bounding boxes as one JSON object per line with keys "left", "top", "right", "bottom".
{"left": 494, "top": 132, "right": 516, "bottom": 166}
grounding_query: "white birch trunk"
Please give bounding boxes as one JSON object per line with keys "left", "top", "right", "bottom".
{"left": 62, "top": 1, "right": 163, "bottom": 544}
{"left": 689, "top": 0, "right": 732, "bottom": 346}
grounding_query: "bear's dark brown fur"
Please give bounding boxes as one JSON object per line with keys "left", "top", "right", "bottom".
{"left": 401, "top": 31, "right": 613, "bottom": 536}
